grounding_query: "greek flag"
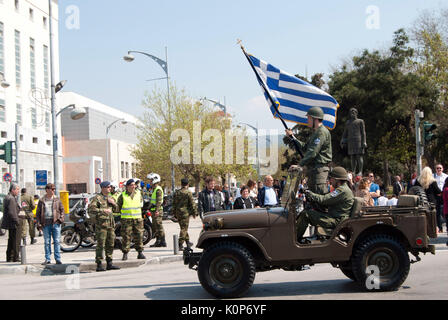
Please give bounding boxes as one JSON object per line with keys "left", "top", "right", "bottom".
{"left": 247, "top": 54, "right": 339, "bottom": 129}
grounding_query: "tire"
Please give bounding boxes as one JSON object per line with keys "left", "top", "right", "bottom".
{"left": 197, "top": 241, "right": 256, "bottom": 299}
{"left": 339, "top": 265, "right": 356, "bottom": 281}
{"left": 351, "top": 234, "right": 410, "bottom": 291}
{"left": 408, "top": 186, "right": 430, "bottom": 208}
{"left": 142, "top": 224, "right": 152, "bottom": 245}
{"left": 81, "top": 236, "right": 96, "bottom": 248}
{"left": 60, "top": 226, "right": 82, "bottom": 252}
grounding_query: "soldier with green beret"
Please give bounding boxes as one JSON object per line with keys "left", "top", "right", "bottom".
{"left": 296, "top": 166, "right": 354, "bottom": 242}
{"left": 173, "top": 178, "right": 197, "bottom": 250}
{"left": 286, "top": 106, "right": 332, "bottom": 195}
{"left": 88, "top": 181, "right": 120, "bottom": 271}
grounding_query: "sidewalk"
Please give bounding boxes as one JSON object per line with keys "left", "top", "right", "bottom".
{"left": 0, "top": 217, "right": 204, "bottom": 276}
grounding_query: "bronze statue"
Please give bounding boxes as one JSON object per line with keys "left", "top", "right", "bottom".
{"left": 340, "top": 108, "right": 367, "bottom": 176}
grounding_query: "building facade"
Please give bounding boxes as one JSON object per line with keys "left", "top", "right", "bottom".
{"left": 59, "top": 92, "right": 139, "bottom": 194}
{"left": 0, "top": 0, "right": 61, "bottom": 195}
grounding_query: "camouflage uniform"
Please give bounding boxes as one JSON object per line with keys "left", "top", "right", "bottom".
{"left": 20, "top": 193, "right": 36, "bottom": 241}
{"left": 173, "top": 187, "right": 197, "bottom": 247}
{"left": 88, "top": 193, "right": 117, "bottom": 264}
{"left": 296, "top": 182, "right": 354, "bottom": 239}
{"left": 117, "top": 190, "right": 144, "bottom": 253}
{"left": 150, "top": 185, "right": 165, "bottom": 240}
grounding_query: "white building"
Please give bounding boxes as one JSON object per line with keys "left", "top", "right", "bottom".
{"left": 0, "top": 0, "right": 61, "bottom": 195}
{"left": 59, "top": 92, "right": 139, "bottom": 194}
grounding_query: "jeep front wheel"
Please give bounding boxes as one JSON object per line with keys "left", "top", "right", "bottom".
{"left": 352, "top": 234, "right": 410, "bottom": 291}
{"left": 198, "top": 241, "right": 256, "bottom": 298}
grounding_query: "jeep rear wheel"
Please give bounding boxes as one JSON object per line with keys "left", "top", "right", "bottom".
{"left": 352, "top": 234, "right": 410, "bottom": 291}
{"left": 198, "top": 241, "right": 256, "bottom": 299}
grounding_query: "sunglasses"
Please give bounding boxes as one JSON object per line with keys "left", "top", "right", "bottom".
{"left": 46, "top": 188, "right": 55, "bottom": 191}
{"left": 436, "top": 168, "right": 442, "bottom": 170}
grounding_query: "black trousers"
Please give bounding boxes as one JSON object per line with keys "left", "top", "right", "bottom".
{"left": 6, "top": 227, "right": 21, "bottom": 262}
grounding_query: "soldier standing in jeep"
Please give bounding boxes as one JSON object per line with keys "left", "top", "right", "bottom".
{"left": 296, "top": 166, "right": 354, "bottom": 242}
{"left": 285, "top": 106, "right": 332, "bottom": 195}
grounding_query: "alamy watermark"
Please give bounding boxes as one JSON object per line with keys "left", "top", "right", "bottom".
{"left": 365, "top": 265, "right": 380, "bottom": 290}
{"left": 365, "top": 5, "right": 380, "bottom": 30}
{"left": 65, "top": 265, "right": 80, "bottom": 290}
{"left": 170, "top": 121, "right": 279, "bottom": 175}
{"left": 65, "top": 5, "right": 80, "bottom": 30}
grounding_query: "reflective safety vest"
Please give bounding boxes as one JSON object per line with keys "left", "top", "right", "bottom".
{"left": 150, "top": 185, "right": 164, "bottom": 211}
{"left": 32, "top": 199, "right": 39, "bottom": 218}
{"left": 121, "top": 191, "right": 142, "bottom": 219}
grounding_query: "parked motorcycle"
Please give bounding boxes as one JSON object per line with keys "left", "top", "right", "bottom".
{"left": 60, "top": 206, "right": 96, "bottom": 252}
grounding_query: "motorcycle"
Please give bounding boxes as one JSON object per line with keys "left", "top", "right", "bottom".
{"left": 60, "top": 206, "right": 96, "bottom": 252}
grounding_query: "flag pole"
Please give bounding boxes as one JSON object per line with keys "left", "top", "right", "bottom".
{"left": 239, "top": 40, "right": 304, "bottom": 158}
{"left": 239, "top": 42, "right": 289, "bottom": 130}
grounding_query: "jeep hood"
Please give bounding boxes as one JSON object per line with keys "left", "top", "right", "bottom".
{"left": 203, "top": 208, "right": 269, "bottom": 229}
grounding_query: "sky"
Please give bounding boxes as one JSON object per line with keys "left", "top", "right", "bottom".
{"left": 57, "top": 0, "right": 445, "bottom": 133}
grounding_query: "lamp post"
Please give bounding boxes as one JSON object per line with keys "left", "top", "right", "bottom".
{"left": 105, "top": 118, "right": 128, "bottom": 181}
{"left": 123, "top": 48, "right": 175, "bottom": 192}
{"left": 238, "top": 122, "right": 260, "bottom": 180}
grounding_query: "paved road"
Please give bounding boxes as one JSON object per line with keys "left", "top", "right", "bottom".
{"left": 0, "top": 245, "right": 446, "bottom": 300}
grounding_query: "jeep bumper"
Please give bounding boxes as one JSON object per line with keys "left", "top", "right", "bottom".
{"left": 183, "top": 248, "right": 202, "bottom": 270}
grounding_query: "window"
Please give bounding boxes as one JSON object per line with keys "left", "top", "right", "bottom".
{"left": 0, "top": 99, "right": 5, "bottom": 122}
{"left": 1, "top": 131, "right": 6, "bottom": 138}
{"left": 43, "top": 17, "right": 47, "bottom": 28}
{"left": 16, "top": 104, "right": 22, "bottom": 125}
{"left": 46, "top": 139, "right": 50, "bottom": 146}
{"left": 31, "top": 108, "right": 37, "bottom": 128}
{"left": 32, "top": 137, "right": 38, "bottom": 144}
{"left": 15, "top": 30, "right": 21, "bottom": 86}
{"left": 0, "top": 22, "right": 4, "bottom": 76}
{"left": 29, "top": 8, "right": 33, "bottom": 20}
{"left": 15, "top": 0, "right": 19, "bottom": 11}
{"left": 125, "top": 162, "right": 129, "bottom": 179}
{"left": 43, "top": 45, "right": 49, "bottom": 91}
{"left": 45, "top": 112, "right": 50, "bottom": 132}
{"left": 30, "top": 38, "right": 35, "bottom": 89}
{"left": 121, "top": 161, "right": 124, "bottom": 178}
{"left": 19, "top": 134, "right": 23, "bottom": 141}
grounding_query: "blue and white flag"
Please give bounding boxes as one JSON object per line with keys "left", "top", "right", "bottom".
{"left": 247, "top": 54, "right": 339, "bottom": 129}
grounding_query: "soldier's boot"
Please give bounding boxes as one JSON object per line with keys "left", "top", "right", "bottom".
{"left": 150, "top": 238, "right": 161, "bottom": 247}
{"left": 186, "top": 241, "right": 194, "bottom": 249}
{"left": 122, "top": 252, "right": 128, "bottom": 261}
{"left": 137, "top": 251, "right": 146, "bottom": 259}
{"left": 106, "top": 260, "right": 120, "bottom": 270}
{"left": 31, "top": 238, "right": 37, "bottom": 244}
{"left": 158, "top": 236, "right": 167, "bottom": 247}
{"left": 96, "top": 262, "right": 106, "bottom": 272}
{"left": 178, "top": 241, "right": 184, "bottom": 250}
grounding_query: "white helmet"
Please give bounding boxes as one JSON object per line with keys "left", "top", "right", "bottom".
{"left": 110, "top": 181, "right": 119, "bottom": 189}
{"left": 147, "top": 172, "right": 161, "bottom": 184}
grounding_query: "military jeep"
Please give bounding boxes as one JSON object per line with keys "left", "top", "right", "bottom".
{"left": 183, "top": 167, "right": 437, "bottom": 298}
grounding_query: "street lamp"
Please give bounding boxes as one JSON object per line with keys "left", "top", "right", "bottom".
{"left": 200, "top": 97, "right": 227, "bottom": 116}
{"left": 0, "top": 74, "right": 10, "bottom": 89}
{"left": 105, "top": 118, "right": 128, "bottom": 181}
{"left": 123, "top": 48, "right": 175, "bottom": 192}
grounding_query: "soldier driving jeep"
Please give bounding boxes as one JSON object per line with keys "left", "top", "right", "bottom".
{"left": 296, "top": 166, "right": 354, "bottom": 243}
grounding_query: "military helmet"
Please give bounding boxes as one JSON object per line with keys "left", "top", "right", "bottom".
{"left": 306, "top": 107, "right": 324, "bottom": 120}
{"left": 329, "top": 166, "right": 349, "bottom": 180}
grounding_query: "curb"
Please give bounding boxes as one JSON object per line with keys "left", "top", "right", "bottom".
{"left": 0, "top": 254, "right": 184, "bottom": 276}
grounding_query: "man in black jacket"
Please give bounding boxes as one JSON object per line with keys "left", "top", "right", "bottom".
{"left": 392, "top": 175, "right": 404, "bottom": 197}
{"left": 198, "top": 177, "right": 224, "bottom": 219}
{"left": 1, "top": 183, "right": 22, "bottom": 262}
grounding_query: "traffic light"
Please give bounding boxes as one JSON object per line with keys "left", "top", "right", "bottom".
{"left": 0, "top": 141, "right": 14, "bottom": 164}
{"left": 422, "top": 121, "right": 437, "bottom": 145}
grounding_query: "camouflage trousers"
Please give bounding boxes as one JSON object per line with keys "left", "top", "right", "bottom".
{"left": 152, "top": 213, "right": 165, "bottom": 238}
{"left": 121, "top": 218, "right": 144, "bottom": 253}
{"left": 177, "top": 214, "right": 190, "bottom": 244}
{"left": 20, "top": 218, "right": 29, "bottom": 239}
{"left": 95, "top": 226, "right": 115, "bottom": 263}
{"left": 296, "top": 209, "right": 346, "bottom": 239}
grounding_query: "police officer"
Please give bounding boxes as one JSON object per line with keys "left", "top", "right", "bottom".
{"left": 285, "top": 106, "right": 332, "bottom": 195}
{"left": 173, "top": 178, "right": 197, "bottom": 250}
{"left": 296, "top": 167, "right": 354, "bottom": 243}
{"left": 88, "top": 181, "right": 120, "bottom": 272}
{"left": 20, "top": 188, "right": 36, "bottom": 245}
{"left": 148, "top": 173, "right": 166, "bottom": 247}
{"left": 117, "top": 179, "right": 146, "bottom": 260}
